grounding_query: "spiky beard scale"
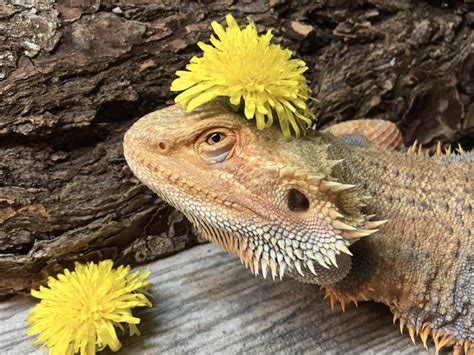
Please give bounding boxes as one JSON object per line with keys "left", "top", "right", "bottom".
{"left": 185, "top": 212, "right": 354, "bottom": 285}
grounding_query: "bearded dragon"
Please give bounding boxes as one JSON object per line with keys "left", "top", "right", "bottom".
{"left": 123, "top": 101, "right": 473, "bottom": 354}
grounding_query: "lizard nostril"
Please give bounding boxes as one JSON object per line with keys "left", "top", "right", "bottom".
{"left": 157, "top": 141, "right": 168, "bottom": 152}
{"left": 288, "top": 188, "right": 310, "bottom": 212}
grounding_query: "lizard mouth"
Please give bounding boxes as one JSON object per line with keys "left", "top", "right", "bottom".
{"left": 124, "top": 139, "right": 369, "bottom": 286}
{"left": 123, "top": 104, "right": 385, "bottom": 287}
{"left": 122, "top": 145, "right": 354, "bottom": 285}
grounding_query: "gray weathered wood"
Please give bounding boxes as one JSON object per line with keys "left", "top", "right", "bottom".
{"left": 0, "top": 244, "right": 430, "bottom": 354}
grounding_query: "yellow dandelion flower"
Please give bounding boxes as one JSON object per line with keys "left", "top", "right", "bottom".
{"left": 170, "top": 14, "right": 316, "bottom": 140}
{"left": 26, "top": 260, "right": 152, "bottom": 355}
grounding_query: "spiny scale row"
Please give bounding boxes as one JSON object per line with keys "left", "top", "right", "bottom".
{"left": 323, "top": 286, "right": 368, "bottom": 312}
{"left": 237, "top": 214, "right": 388, "bottom": 279}
{"left": 336, "top": 217, "right": 388, "bottom": 240}
{"left": 393, "top": 312, "right": 471, "bottom": 354}
{"left": 236, "top": 227, "right": 352, "bottom": 281}
{"left": 407, "top": 140, "right": 467, "bottom": 157}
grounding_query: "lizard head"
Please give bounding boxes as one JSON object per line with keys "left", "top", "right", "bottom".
{"left": 124, "top": 101, "right": 377, "bottom": 285}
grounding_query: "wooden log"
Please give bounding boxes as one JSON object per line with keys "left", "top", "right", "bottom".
{"left": 0, "top": 1, "right": 473, "bottom": 294}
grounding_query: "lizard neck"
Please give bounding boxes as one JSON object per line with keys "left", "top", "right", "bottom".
{"left": 330, "top": 142, "right": 472, "bottom": 337}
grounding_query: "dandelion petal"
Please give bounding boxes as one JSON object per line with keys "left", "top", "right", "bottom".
{"left": 26, "top": 260, "right": 152, "bottom": 354}
{"left": 170, "top": 13, "right": 317, "bottom": 139}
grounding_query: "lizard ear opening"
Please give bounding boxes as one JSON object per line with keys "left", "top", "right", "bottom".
{"left": 287, "top": 188, "right": 310, "bottom": 212}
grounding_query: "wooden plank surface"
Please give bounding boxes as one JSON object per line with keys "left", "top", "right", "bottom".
{"left": 0, "top": 244, "right": 430, "bottom": 354}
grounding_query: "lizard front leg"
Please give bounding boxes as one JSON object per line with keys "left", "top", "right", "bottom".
{"left": 323, "top": 231, "right": 473, "bottom": 354}
{"left": 324, "top": 119, "right": 402, "bottom": 150}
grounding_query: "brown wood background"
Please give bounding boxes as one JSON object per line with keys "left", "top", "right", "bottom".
{"left": 1, "top": 0, "right": 473, "bottom": 295}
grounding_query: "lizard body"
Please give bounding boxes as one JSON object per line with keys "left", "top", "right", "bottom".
{"left": 123, "top": 101, "right": 473, "bottom": 353}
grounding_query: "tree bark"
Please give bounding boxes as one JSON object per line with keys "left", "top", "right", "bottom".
{"left": 0, "top": 0, "right": 472, "bottom": 295}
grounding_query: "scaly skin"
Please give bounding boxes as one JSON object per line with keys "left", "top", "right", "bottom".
{"left": 123, "top": 101, "right": 473, "bottom": 353}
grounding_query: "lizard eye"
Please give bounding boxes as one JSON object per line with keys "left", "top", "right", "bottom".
{"left": 196, "top": 128, "right": 237, "bottom": 163}
{"left": 207, "top": 132, "right": 224, "bottom": 144}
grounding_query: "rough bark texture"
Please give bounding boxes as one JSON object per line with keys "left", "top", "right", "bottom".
{"left": 0, "top": 0, "right": 473, "bottom": 295}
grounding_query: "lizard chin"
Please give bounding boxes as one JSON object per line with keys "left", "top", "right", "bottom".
{"left": 186, "top": 211, "right": 353, "bottom": 285}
